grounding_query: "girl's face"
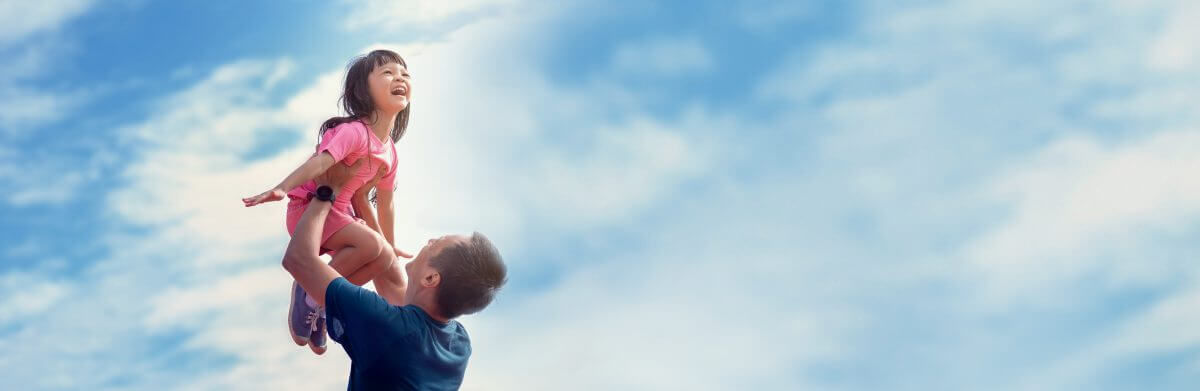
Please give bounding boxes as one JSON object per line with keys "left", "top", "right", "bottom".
{"left": 368, "top": 62, "right": 411, "bottom": 114}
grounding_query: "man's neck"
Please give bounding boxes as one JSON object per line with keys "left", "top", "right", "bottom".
{"left": 413, "top": 300, "right": 450, "bottom": 324}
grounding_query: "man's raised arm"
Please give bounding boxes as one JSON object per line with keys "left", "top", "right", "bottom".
{"left": 281, "top": 160, "right": 363, "bottom": 307}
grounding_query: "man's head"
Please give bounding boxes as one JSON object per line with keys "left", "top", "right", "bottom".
{"left": 404, "top": 232, "right": 507, "bottom": 320}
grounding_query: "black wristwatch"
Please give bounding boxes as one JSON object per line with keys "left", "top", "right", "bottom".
{"left": 314, "top": 185, "right": 336, "bottom": 202}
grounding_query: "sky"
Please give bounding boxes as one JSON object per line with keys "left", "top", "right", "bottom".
{"left": 1, "top": 0, "right": 1199, "bottom": 389}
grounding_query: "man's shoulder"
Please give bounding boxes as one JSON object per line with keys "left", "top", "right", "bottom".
{"left": 395, "top": 307, "right": 471, "bottom": 347}
{"left": 325, "top": 276, "right": 365, "bottom": 303}
{"left": 352, "top": 309, "right": 472, "bottom": 389}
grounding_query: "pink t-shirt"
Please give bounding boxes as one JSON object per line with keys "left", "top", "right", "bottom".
{"left": 287, "top": 120, "right": 398, "bottom": 216}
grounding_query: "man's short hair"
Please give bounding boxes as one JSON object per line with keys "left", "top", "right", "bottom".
{"left": 430, "top": 232, "right": 508, "bottom": 318}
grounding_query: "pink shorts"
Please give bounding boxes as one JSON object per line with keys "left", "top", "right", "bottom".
{"left": 285, "top": 196, "right": 364, "bottom": 255}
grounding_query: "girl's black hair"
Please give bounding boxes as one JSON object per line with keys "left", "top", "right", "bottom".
{"left": 319, "top": 49, "right": 410, "bottom": 143}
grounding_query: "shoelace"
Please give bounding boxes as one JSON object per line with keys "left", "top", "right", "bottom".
{"left": 305, "top": 309, "right": 321, "bottom": 334}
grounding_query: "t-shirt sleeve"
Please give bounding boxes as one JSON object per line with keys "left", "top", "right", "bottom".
{"left": 317, "top": 122, "right": 368, "bottom": 165}
{"left": 324, "top": 277, "right": 419, "bottom": 362}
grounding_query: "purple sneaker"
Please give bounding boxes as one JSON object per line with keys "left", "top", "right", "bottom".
{"left": 288, "top": 281, "right": 315, "bottom": 346}
{"left": 308, "top": 308, "right": 328, "bottom": 355}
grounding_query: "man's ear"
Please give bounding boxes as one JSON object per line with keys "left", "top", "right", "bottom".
{"left": 422, "top": 272, "right": 441, "bottom": 288}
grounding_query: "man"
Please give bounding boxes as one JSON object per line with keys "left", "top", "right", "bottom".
{"left": 283, "top": 161, "right": 508, "bottom": 390}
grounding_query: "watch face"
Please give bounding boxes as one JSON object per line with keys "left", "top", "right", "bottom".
{"left": 316, "top": 186, "right": 334, "bottom": 201}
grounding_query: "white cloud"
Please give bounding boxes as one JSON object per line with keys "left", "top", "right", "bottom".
{"left": 1147, "top": 1, "right": 1200, "bottom": 72}
{"left": 0, "top": 56, "right": 335, "bottom": 389}
{"left": 1108, "top": 284, "right": 1200, "bottom": 357}
{"left": 611, "top": 36, "right": 714, "bottom": 77}
{"left": 461, "top": 177, "right": 868, "bottom": 390}
{"left": 0, "top": 139, "right": 111, "bottom": 206}
{"left": 341, "top": 0, "right": 517, "bottom": 31}
{"left": 4, "top": 168, "right": 85, "bottom": 206}
{"left": 0, "top": 84, "right": 82, "bottom": 127}
{"left": 945, "top": 129, "right": 1200, "bottom": 389}
{"left": 0, "top": 0, "right": 96, "bottom": 45}
{"left": 1008, "top": 281, "right": 1200, "bottom": 390}
{"left": 744, "top": 0, "right": 1200, "bottom": 388}
{"left": 0, "top": 271, "right": 69, "bottom": 325}
{"left": 738, "top": 0, "right": 819, "bottom": 33}
{"left": 967, "top": 130, "right": 1200, "bottom": 306}
{"left": 0, "top": 37, "right": 91, "bottom": 139}
{"left": 0, "top": 1, "right": 108, "bottom": 206}
{"left": 0, "top": 0, "right": 94, "bottom": 129}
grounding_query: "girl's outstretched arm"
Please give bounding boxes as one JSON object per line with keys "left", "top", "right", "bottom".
{"left": 242, "top": 151, "right": 336, "bottom": 207}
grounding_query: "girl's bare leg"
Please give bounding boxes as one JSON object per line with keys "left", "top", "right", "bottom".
{"left": 324, "top": 222, "right": 394, "bottom": 285}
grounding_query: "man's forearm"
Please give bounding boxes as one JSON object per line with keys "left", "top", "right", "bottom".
{"left": 282, "top": 197, "right": 340, "bottom": 307}
{"left": 288, "top": 200, "right": 330, "bottom": 257}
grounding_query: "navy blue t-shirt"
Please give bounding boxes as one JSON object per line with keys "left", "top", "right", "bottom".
{"left": 325, "top": 277, "right": 471, "bottom": 391}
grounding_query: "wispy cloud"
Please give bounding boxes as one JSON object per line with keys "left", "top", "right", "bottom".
{"left": 1146, "top": 1, "right": 1200, "bottom": 72}
{"left": 0, "top": 0, "right": 96, "bottom": 45}
{"left": 610, "top": 36, "right": 714, "bottom": 77}
{"left": 968, "top": 131, "right": 1200, "bottom": 305}
{"left": 0, "top": 0, "right": 97, "bottom": 127}
{"left": 0, "top": 57, "right": 329, "bottom": 389}
{"left": 747, "top": 0, "right": 1200, "bottom": 388}
{"left": 341, "top": 0, "right": 517, "bottom": 32}
{"left": 0, "top": 0, "right": 104, "bottom": 206}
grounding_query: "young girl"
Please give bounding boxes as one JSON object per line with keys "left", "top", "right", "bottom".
{"left": 242, "top": 50, "right": 413, "bottom": 355}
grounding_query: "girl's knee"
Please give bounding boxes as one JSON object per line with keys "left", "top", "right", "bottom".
{"left": 371, "top": 236, "right": 393, "bottom": 260}
{"left": 373, "top": 245, "right": 395, "bottom": 271}
{"left": 356, "top": 234, "right": 385, "bottom": 261}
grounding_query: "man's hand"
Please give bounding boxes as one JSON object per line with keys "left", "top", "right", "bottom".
{"left": 316, "top": 158, "right": 367, "bottom": 190}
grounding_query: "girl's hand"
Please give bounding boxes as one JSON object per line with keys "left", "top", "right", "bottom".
{"left": 395, "top": 247, "right": 413, "bottom": 259}
{"left": 242, "top": 188, "right": 285, "bottom": 207}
